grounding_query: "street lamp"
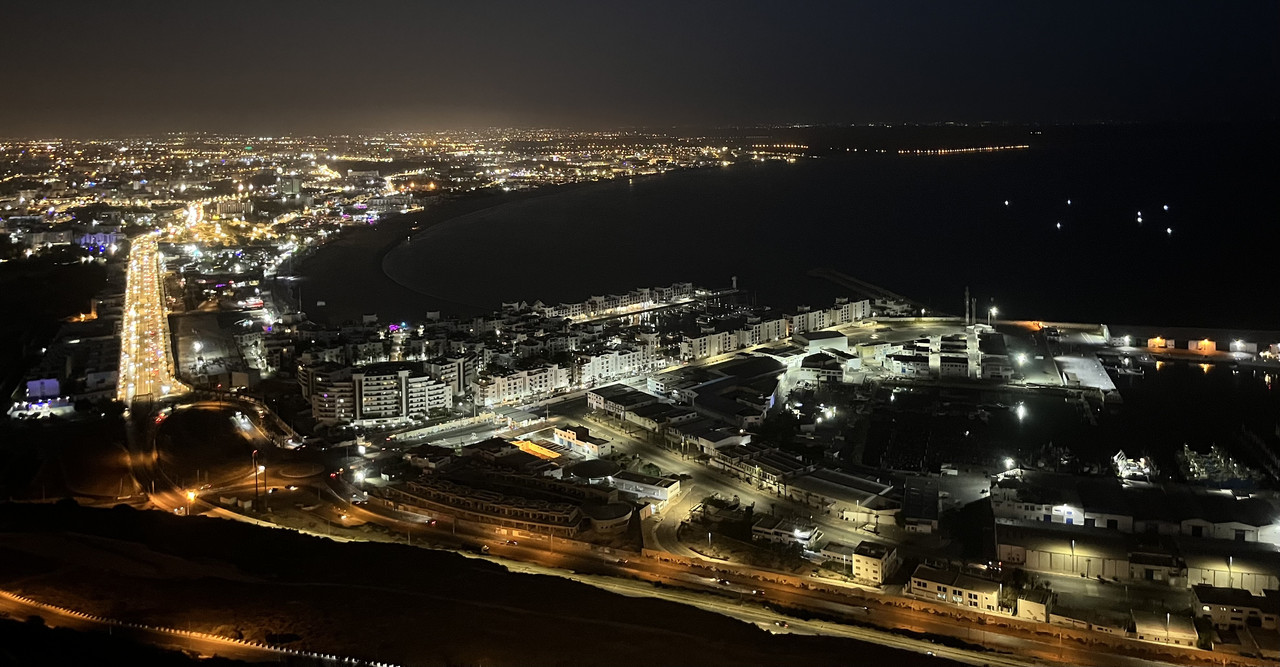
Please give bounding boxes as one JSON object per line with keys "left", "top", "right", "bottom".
{"left": 988, "top": 306, "right": 998, "bottom": 327}
{"left": 252, "top": 449, "right": 261, "bottom": 504}
{"left": 186, "top": 490, "right": 195, "bottom": 516}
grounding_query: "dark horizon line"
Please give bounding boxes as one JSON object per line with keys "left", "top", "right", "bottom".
{"left": 3, "top": 117, "right": 1276, "bottom": 142}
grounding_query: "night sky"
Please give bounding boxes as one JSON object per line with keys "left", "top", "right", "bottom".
{"left": 4, "top": 0, "right": 1277, "bottom": 135}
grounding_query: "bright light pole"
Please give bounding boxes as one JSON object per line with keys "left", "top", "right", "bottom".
{"left": 186, "top": 490, "right": 195, "bottom": 516}
{"left": 251, "top": 449, "right": 260, "bottom": 506}
{"left": 988, "top": 306, "right": 998, "bottom": 327}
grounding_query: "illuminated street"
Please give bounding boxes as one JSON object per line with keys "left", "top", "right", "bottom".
{"left": 117, "top": 233, "right": 184, "bottom": 405}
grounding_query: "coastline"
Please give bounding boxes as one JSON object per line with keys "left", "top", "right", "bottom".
{"left": 293, "top": 178, "right": 640, "bottom": 324}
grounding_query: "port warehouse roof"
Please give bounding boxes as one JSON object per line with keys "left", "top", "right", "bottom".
{"left": 589, "top": 383, "right": 655, "bottom": 408}
{"left": 996, "top": 522, "right": 1280, "bottom": 575}
{"left": 787, "top": 467, "right": 897, "bottom": 511}
{"left": 996, "top": 471, "right": 1279, "bottom": 527}
{"left": 996, "top": 522, "right": 1132, "bottom": 561}
{"left": 628, "top": 401, "right": 696, "bottom": 423}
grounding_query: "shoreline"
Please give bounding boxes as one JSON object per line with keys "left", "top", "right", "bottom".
{"left": 293, "top": 177, "right": 654, "bottom": 324}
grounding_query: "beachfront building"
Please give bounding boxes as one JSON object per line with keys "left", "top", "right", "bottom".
{"left": 536, "top": 283, "right": 695, "bottom": 321}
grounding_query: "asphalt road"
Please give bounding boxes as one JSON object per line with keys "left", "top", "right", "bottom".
{"left": 0, "top": 591, "right": 292, "bottom": 664}
{"left": 120, "top": 233, "right": 184, "bottom": 403}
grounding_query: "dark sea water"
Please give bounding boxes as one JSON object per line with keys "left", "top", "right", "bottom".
{"left": 384, "top": 124, "right": 1279, "bottom": 330}
{"left": 373, "top": 124, "right": 1280, "bottom": 469}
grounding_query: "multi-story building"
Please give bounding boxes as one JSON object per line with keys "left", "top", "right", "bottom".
{"left": 578, "top": 346, "right": 661, "bottom": 386}
{"left": 587, "top": 384, "right": 659, "bottom": 419}
{"left": 819, "top": 540, "right": 900, "bottom": 586}
{"left": 852, "top": 541, "right": 900, "bottom": 586}
{"left": 1193, "top": 585, "right": 1279, "bottom": 631}
{"left": 786, "top": 298, "right": 871, "bottom": 335}
{"left": 737, "top": 314, "right": 788, "bottom": 347}
{"left": 427, "top": 354, "right": 477, "bottom": 396}
{"left": 472, "top": 363, "right": 570, "bottom": 407}
{"left": 539, "top": 283, "right": 694, "bottom": 320}
{"left": 909, "top": 564, "right": 1003, "bottom": 613}
{"left": 306, "top": 364, "right": 355, "bottom": 424}
{"left": 887, "top": 353, "right": 931, "bottom": 377}
{"left": 680, "top": 328, "right": 737, "bottom": 361}
{"left": 304, "top": 362, "right": 450, "bottom": 426}
{"left": 937, "top": 354, "right": 970, "bottom": 378}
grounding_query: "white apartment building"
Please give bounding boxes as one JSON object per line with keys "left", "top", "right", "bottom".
{"left": 306, "top": 362, "right": 450, "bottom": 426}
{"left": 680, "top": 329, "right": 737, "bottom": 361}
{"left": 738, "top": 316, "right": 788, "bottom": 347}
{"left": 579, "top": 347, "right": 662, "bottom": 386}
{"left": 427, "top": 354, "right": 477, "bottom": 396}
{"left": 788, "top": 298, "right": 871, "bottom": 335}
{"left": 540, "top": 283, "right": 693, "bottom": 320}
{"left": 887, "top": 353, "right": 931, "bottom": 377}
{"left": 788, "top": 307, "right": 829, "bottom": 335}
{"left": 307, "top": 365, "right": 355, "bottom": 424}
{"left": 472, "top": 363, "right": 571, "bottom": 407}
